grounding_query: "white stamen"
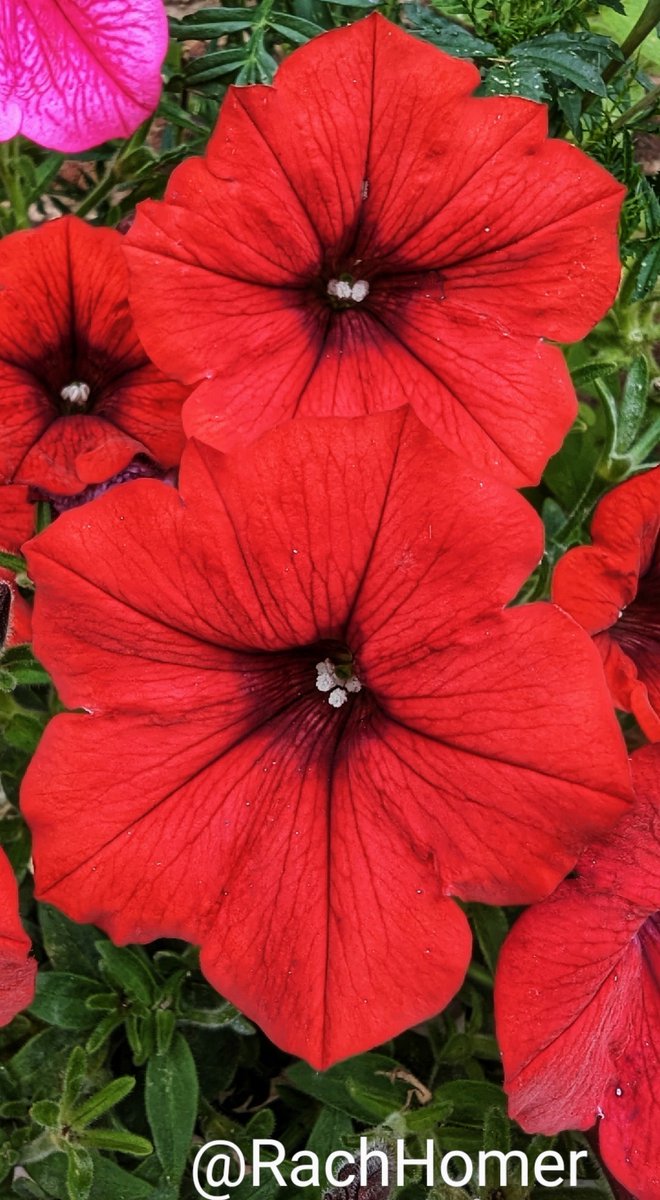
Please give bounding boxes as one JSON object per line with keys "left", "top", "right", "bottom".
{"left": 315, "top": 657, "right": 362, "bottom": 706}
{"left": 60, "top": 381, "right": 90, "bottom": 406}
{"left": 327, "top": 278, "right": 370, "bottom": 303}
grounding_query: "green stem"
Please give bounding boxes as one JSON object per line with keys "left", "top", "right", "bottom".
{"left": 612, "top": 81, "right": 660, "bottom": 129}
{"left": 75, "top": 167, "right": 118, "bottom": 218}
{"left": 0, "top": 139, "right": 29, "bottom": 229}
{"left": 603, "top": 0, "right": 660, "bottom": 82}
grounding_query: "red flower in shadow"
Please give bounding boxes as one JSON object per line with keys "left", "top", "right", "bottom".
{"left": 0, "top": 850, "right": 36, "bottom": 1026}
{"left": 553, "top": 467, "right": 660, "bottom": 740}
{"left": 125, "top": 15, "right": 624, "bottom": 487}
{"left": 21, "top": 409, "right": 631, "bottom": 1066}
{"left": 0, "top": 216, "right": 187, "bottom": 500}
{"left": 496, "top": 744, "right": 660, "bottom": 1200}
{"left": 0, "top": 485, "right": 35, "bottom": 646}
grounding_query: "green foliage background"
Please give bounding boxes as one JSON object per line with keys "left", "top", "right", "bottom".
{"left": 0, "top": 1, "right": 658, "bottom": 1197}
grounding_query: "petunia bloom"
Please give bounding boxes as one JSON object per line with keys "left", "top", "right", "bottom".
{"left": 0, "top": 485, "right": 36, "bottom": 646}
{"left": 20, "top": 408, "right": 631, "bottom": 1066}
{"left": 0, "top": 849, "right": 36, "bottom": 1026}
{"left": 125, "top": 15, "right": 624, "bottom": 488}
{"left": 553, "top": 467, "right": 660, "bottom": 740}
{"left": 496, "top": 744, "right": 660, "bottom": 1200}
{"left": 0, "top": 215, "right": 187, "bottom": 499}
{"left": 0, "top": 0, "right": 167, "bottom": 152}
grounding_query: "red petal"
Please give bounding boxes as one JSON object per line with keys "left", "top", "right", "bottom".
{"left": 553, "top": 468, "right": 660, "bottom": 738}
{"left": 15, "top": 416, "right": 143, "bottom": 496}
{"left": 0, "top": 485, "right": 35, "bottom": 645}
{"left": 0, "top": 850, "right": 36, "bottom": 1026}
{"left": 373, "top": 291, "right": 576, "bottom": 485}
{"left": 496, "top": 745, "right": 660, "bottom": 1200}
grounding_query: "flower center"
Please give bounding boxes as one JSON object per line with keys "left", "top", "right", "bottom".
{"left": 315, "top": 656, "right": 362, "bottom": 708}
{"left": 326, "top": 277, "right": 370, "bottom": 306}
{"left": 60, "top": 381, "right": 91, "bottom": 410}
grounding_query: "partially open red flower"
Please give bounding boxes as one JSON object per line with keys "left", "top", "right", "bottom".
{"left": 21, "top": 409, "right": 631, "bottom": 1066}
{"left": 0, "top": 485, "right": 36, "bottom": 646}
{"left": 553, "top": 467, "right": 660, "bottom": 740}
{"left": 0, "top": 216, "right": 187, "bottom": 499}
{"left": 125, "top": 15, "right": 624, "bottom": 487}
{"left": 496, "top": 744, "right": 660, "bottom": 1200}
{"left": 0, "top": 849, "right": 36, "bottom": 1026}
{"left": 0, "top": 0, "right": 167, "bottom": 151}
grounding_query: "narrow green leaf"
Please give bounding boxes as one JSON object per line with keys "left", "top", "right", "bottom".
{"left": 70, "top": 1076, "right": 136, "bottom": 1129}
{"left": 170, "top": 8, "right": 254, "bottom": 37}
{"left": 80, "top": 1129, "right": 153, "bottom": 1156}
{"left": 632, "top": 238, "right": 660, "bottom": 300}
{"left": 571, "top": 360, "right": 619, "bottom": 387}
{"left": 270, "top": 12, "right": 325, "bottom": 42}
{"left": 468, "top": 904, "right": 509, "bottom": 974}
{"left": 61, "top": 1046, "right": 87, "bottom": 1117}
{"left": 185, "top": 49, "right": 250, "bottom": 82}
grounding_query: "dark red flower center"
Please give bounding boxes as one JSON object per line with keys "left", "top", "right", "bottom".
{"left": 615, "top": 550, "right": 660, "bottom": 655}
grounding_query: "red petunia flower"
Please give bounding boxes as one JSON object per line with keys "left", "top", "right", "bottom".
{"left": 553, "top": 467, "right": 660, "bottom": 740}
{"left": 0, "top": 215, "right": 187, "bottom": 499}
{"left": 20, "top": 409, "right": 631, "bottom": 1065}
{"left": 125, "top": 15, "right": 624, "bottom": 488}
{"left": 0, "top": 0, "right": 167, "bottom": 152}
{"left": 496, "top": 744, "right": 660, "bottom": 1200}
{"left": 0, "top": 485, "right": 36, "bottom": 646}
{"left": 0, "top": 849, "right": 36, "bottom": 1026}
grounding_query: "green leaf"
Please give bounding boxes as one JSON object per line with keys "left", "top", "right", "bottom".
{"left": 29, "top": 1100, "right": 60, "bottom": 1128}
{"left": 511, "top": 42, "right": 607, "bottom": 94}
{"left": 96, "top": 943, "right": 156, "bottom": 1005}
{"left": 65, "top": 1145, "right": 94, "bottom": 1200}
{"left": 632, "top": 238, "right": 660, "bottom": 300}
{"left": 185, "top": 49, "right": 250, "bottom": 83}
{"left": 468, "top": 904, "right": 509, "bottom": 974}
{"left": 618, "top": 355, "right": 650, "bottom": 454}
{"left": 79, "top": 1129, "right": 152, "bottom": 1157}
{"left": 170, "top": 8, "right": 254, "bottom": 37}
{"left": 286, "top": 1053, "right": 411, "bottom": 1123}
{"left": 571, "top": 360, "right": 619, "bottom": 387}
{"left": 29, "top": 975, "right": 101, "bottom": 1031}
{"left": 39, "top": 908, "right": 103, "bottom": 978}
{"left": 270, "top": 12, "right": 325, "bottom": 42}
{"left": 146, "top": 1032, "right": 198, "bottom": 1186}
{"left": 403, "top": 4, "right": 496, "bottom": 58}
{"left": 61, "top": 1047, "right": 87, "bottom": 1117}
{"left": 306, "top": 1106, "right": 353, "bottom": 1159}
{"left": 70, "top": 1076, "right": 136, "bottom": 1129}
{"left": 432, "top": 1080, "right": 507, "bottom": 1127}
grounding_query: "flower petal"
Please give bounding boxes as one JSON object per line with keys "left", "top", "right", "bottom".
{"left": 1, "top": 0, "right": 167, "bottom": 152}
{"left": 0, "top": 849, "right": 36, "bottom": 1026}
{"left": 496, "top": 745, "right": 660, "bottom": 1200}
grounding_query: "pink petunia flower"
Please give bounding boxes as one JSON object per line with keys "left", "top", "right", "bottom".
{"left": 0, "top": 0, "right": 167, "bottom": 151}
